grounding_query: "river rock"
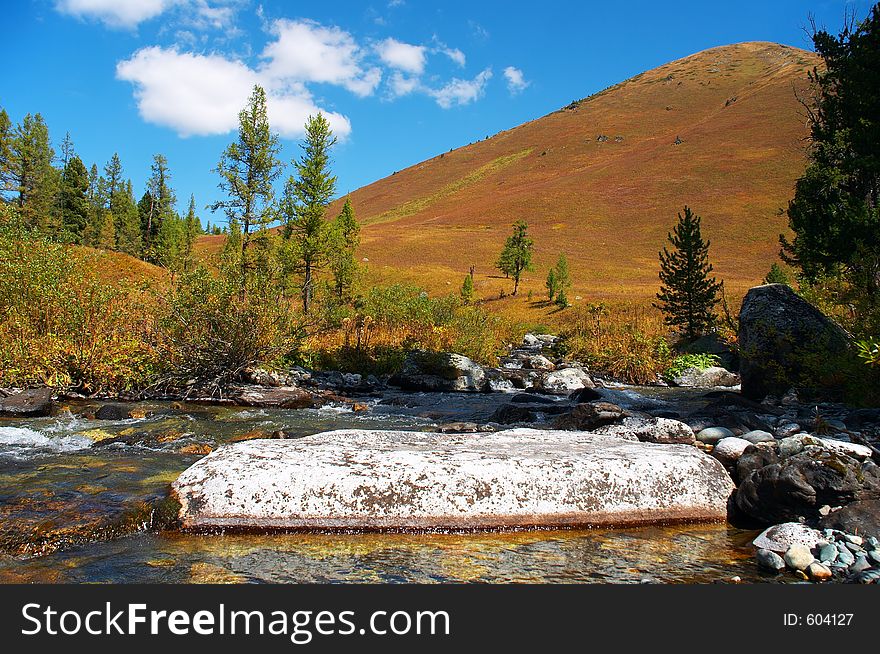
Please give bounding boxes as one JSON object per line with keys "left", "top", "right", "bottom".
{"left": 94, "top": 404, "right": 136, "bottom": 420}
{"left": 539, "top": 367, "right": 594, "bottom": 393}
{"left": 818, "top": 500, "right": 880, "bottom": 537}
{"left": 756, "top": 548, "right": 786, "bottom": 571}
{"left": 0, "top": 388, "right": 53, "bottom": 418}
{"left": 389, "top": 351, "right": 486, "bottom": 392}
{"left": 753, "top": 522, "right": 824, "bottom": 554}
{"left": 806, "top": 562, "right": 832, "bottom": 580}
{"left": 594, "top": 417, "right": 695, "bottom": 445}
{"left": 738, "top": 284, "right": 853, "bottom": 400}
{"left": 672, "top": 366, "right": 740, "bottom": 388}
{"left": 740, "top": 430, "right": 776, "bottom": 444}
{"left": 712, "top": 437, "right": 753, "bottom": 467}
{"left": 552, "top": 402, "right": 626, "bottom": 431}
{"left": 736, "top": 445, "right": 779, "bottom": 485}
{"left": 489, "top": 402, "right": 568, "bottom": 424}
{"left": 735, "top": 449, "right": 880, "bottom": 525}
{"left": 696, "top": 427, "right": 735, "bottom": 444}
{"left": 172, "top": 428, "right": 735, "bottom": 530}
{"left": 784, "top": 544, "right": 815, "bottom": 571}
{"left": 233, "top": 386, "right": 325, "bottom": 409}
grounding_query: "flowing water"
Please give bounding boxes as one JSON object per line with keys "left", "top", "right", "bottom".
{"left": 0, "top": 388, "right": 783, "bottom": 584}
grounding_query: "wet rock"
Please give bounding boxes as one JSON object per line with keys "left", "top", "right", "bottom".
{"left": 435, "top": 422, "right": 494, "bottom": 434}
{"left": 233, "top": 386, "right": 325, "bottom": 409}
{"left": 818, "top": 500, "right": 880, "bottom": 537}
{"left": 672, "top": 366, "right": 740, "bottom": 388}
{"left": 756, "top": 548, "right": 786, "bottom": 572}
{"left": 806, "top": 561, "right": 832, "bottom": 580}
{"left": 0, "top": 388, "right": 53, "bottom": 417}
{"left": 510, "top": 392, "right": 557, "bottom": 405}
{"left": 775, "top": 422, "right": 804, "bottom": 439}
{"left": 569, "top": 387, "right": 603, "bottom": 403}
{"left": 172, "top": 428, "right": 735, "bottom": 530}
{"left": 735, "top": 445, "right": 779, "bottom": 485}
{"left": 735, "top": 449, "right": 880, "bottom": 525}
{"left": 389, "top": 351, "right": 486, "bottom": 392}
{"left": 488, "top": 404, "right": 541, "bottom": 424}
{"left": 95, "top": 404, "right": 136, "bottom": 420}
{"left": 738, "top": 284, "right": 853, "bottom": 400}
{"left": 752, "top": 522, "right": 824, "bottom": 553}
{"left": 696, "top": 427, "right": 734, "bottom": 444}
{"left": 539, "top": 367, "right": 594, "bottom": 393}
{"left": 241, "top": 367, "right": 286, "bottom": 387}
{"left": 552, "top": 402, "right": 626, "bottom": 431}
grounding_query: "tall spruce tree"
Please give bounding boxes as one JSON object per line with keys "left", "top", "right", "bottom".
{"left": 142, "top": 154, "right": 176, "bottom": 258}
{"left": 60, "top": 155, "right": 90, "bottom": 243}
{"left": 114, "top": 180, "right": 142, "bottom": 256}
{"left": 211, "top": 85, "right": 282, "bottom": 292}
{"left": 655, "top": 206, "right": 722, "bottom": 340}
{"left": 182, "top": 194, "right": 201, "bottom": 272}
{"left": 282, "top": 113, "right": 338, "bottom": 314}
{"left": 495, "top": 220, "right": 534, "bottom": 296}
{"left": 781, "top": 5, "right": 880, "bottom": 329}
{"left": 0, "top": 107, "right": 12, "bottom": 196}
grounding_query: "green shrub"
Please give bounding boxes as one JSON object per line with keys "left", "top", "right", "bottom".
{"left": 663, "top": 353, "right": 720, "bottom": 382}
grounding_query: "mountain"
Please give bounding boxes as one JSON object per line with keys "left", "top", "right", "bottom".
{"left": 332, "top": 42, "right": 819, "bottom": 302}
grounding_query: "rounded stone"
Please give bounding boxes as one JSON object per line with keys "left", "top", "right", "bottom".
{"left": 806, "top": 562, "right": 832, "bottom": 581}
{"left": 740, "top": 430, "right": 776, "bottom": 444}
{"left": 756, "top": 548, "right": 785, "bottom": 572}
{"left": 696, "top": 427, "right": 735, "bottom": 444}
{"left": 711, "top": 437, "right": 753, "bottom": 466}
{"left": 753, "top": 522, "right": 824, "bottom": 554}
{"left": 784, "top": 544, "right": 815, "bottom": 571}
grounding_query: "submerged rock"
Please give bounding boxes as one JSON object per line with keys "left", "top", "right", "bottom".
{"left": 233, "top": 386, "right": 326, "bottom": 409}
{"left": 172, "top": 428, "right": 734, "bottom": 530}
{"left": 551, "top": 402, "right": 626, "bottom": 431}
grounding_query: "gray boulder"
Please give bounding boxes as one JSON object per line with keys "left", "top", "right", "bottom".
{"left": 552, "top": 402, "right": 626, "bottom": 431}
{"left": 539, "top": 367, "right": 594, "bottom": 393}
{"left": 390, "top": 351, "right": 486, "bottom": 392}
{"left": 672, "top": 366, "right": 740, "bottom": 388}
{"left": 172, "top": 428, "right": 735, "bottom": 530}
{"left": 738, "top": 284, "right": 853, "bottom": 400}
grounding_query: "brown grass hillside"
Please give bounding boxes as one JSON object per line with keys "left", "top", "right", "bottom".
{"left": 196, "top": 42, "right": 819, "bottom": 312}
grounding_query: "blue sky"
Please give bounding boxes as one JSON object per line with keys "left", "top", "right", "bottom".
{"left": 0, "top": 1, "right": 872, "bottom": 224}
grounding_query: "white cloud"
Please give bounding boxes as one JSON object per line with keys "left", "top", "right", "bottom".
{"left": 440, "top": 47, "right": 466, "bottom": 67}
{"left": 375, "top": 38, "right": 426, "bottom": 75}
{"left": 56, "top": 0, "right": 172, "bottom": 28}
{"left": 503, "top": 66, "right": 529, "bottom": 94}
{"left": 429, "top": 68, "right": 493, "bottom": 108}
{"left": 387, "top": 71, "right": 420, "bottom": 98}
{"left": 116, "top": 46, "right": 351, "bottom": 139}
{"left": 260, "top": 19, "right": 381, "bottom": 97}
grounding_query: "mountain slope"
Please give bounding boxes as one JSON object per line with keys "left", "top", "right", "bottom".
{"left": 338, "top": 42, "right": 819, "bottom": 301}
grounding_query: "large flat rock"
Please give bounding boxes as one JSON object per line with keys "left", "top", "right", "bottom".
{"left": 172, "top": 428, "right": 734, "bottom": 530}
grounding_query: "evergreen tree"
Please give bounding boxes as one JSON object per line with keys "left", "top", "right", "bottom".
{"left": 137, "top": 191, "right": 154, "bottom": 251}
{"left": 282, "top": 113, "right": 338, "bottom": 313}
{"left": 114, "top": 180, "right": 142, "bottom": 256}
{"left": 143, "top": 154, "right": 177, "bottom": 257}
{"left": 495, "top": 220, "right": 534, "bottom": 296}
{"left": 655, "top": 206, "right": 722, "bottom": 340}
{"left": 103, "top": 153, "right": 123, "bottom": 214}
{"left": 763, "top": 262, "right": 791, "bottom": 286}
{"left": 461, "top": 271, "right": 475, "bottom": 304}
{"left": 555, "top": 287, "right": 569, "bottom": 309}
{"left": 328, "top": 197, "right": 360, "bottom": 300}
{"left": 781, "top": 6, "right": 880, "bottom": 327}
{"left": 182, "top": 194, "right": 201, "bottom": 272}
{"left": 545, "top": 268, "right": 558, "bottom": 301}
{"left": 211, "top": 85, "right": 282, "bottom": 292}
{"left": 9, "top": 113, "right": 57, "bottom": 231}
{"left": 59, "top": 155, "right": 90, "bottom": 243}
{"left": 554, "top": 254, "right": 571, "bottom": 293}
{"left": 0, "top": 107, "right": 12, "bottom": 196}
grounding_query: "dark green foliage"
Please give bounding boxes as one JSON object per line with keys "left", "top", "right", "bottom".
{"left": 60, "top": 155, "right": 89, "bottom": 243}
{"left": 7, "top": 113, "right": 57, "bottom": 231}
{"left": 655, "top": 206, "right": 722, "bottom": 340}
{"left": 495, "top": 220, "right": 534, "bottom": 295}
{"left": 555, "top": 287, "right": 569, "bottom": 309}
{"left": 545, "top": 268, "right": 557, "bottom": 300}
{"left": 781, "top": 6, "right": 880, "bottom": 332}
{"left": 763, "top": 262, "right": 791, "bottom": 285}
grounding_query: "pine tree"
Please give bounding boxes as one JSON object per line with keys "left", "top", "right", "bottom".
{"left": 182, "top": 194, "right": 201, "bottom": 272}
{"left": 555, "top": 287, "right": 569, "bottom": 309}
{"left": 328, "top": 197, "right": 360, "bottom": 300}
{"left": 282, "top": 113, "right": 338, "bottom": 313}
{"left": 211, "top": 85, "right": 282, "bottom": 292}
{"left": 763, "top": 262, "right": 790, "bottom": 286}
{"left": 104, "top": 153, "right": 123, "bottom": 214}
{"left": 9, "top": 113, "right": 57, "bottom": 231}
{"left": 143, "top": 154, "right": 177, "bottom": 258}
{"left": 114, "top": 180, "right": 142, "bottom": 256}
{"left": 0, "top": 107, "right": 12, "bottom": 195}
{"left": 554, "top": 254, "right": 571, "bottom": 292}
{"left": 545, "top": 268, "right": 557, "bottom": 301}
{"left": 461, "top": 272, "right": 475, "bottom": 304}
{"left": 59, "top": 155, "right": 90, "bottom": 243}
{"left": 495, "top": 220, "right": 534, "bottom": 296}
{"left": 655, "top": 206, "right": 722, "bottom": 340}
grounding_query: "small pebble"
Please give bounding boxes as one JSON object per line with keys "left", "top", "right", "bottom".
{"left": 784, "top": 544, "right": 815, "bottom": 571}
{"left": 818, "top": 542, "right": 838, "bottom": 564}
{"left": 807, "top": 562, "right": 832, "bottom": 581}
{"left": 850, "top": 556, "right": 872, "bottom": 574}
{"left": 756, "top": 548, "right": 786, "bottom": 572}
{"left": 868, "top": 551, "right": 880, "bottom": 565}
{"left": 837, "top": 548, "right": 855, "bottom": 566}
{"left": 844, "top": 534, "right": 864, "bottom": 546}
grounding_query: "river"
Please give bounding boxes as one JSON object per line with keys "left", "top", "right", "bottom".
{"left": 0, "top": 389, "right": 784, "bottom": 583}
